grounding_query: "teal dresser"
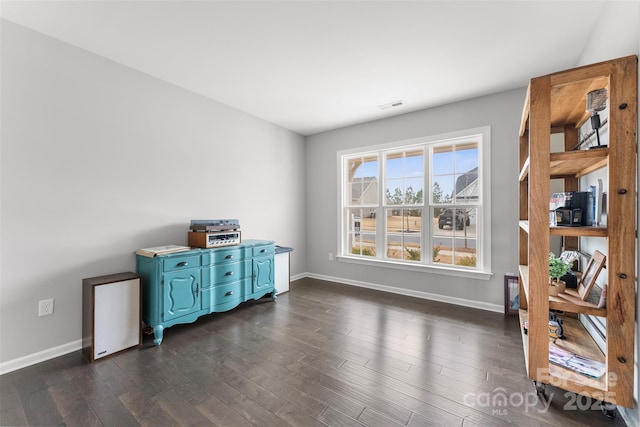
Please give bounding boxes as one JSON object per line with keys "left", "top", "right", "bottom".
{"left": 136, "top": 239, "right": 275, "bottom": 344}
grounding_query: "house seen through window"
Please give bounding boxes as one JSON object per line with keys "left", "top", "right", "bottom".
{"left": 340, "top": 127, "right": 490, "bottom": 275}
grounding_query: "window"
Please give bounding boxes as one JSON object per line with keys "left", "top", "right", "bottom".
{"left": 339, "top": 127, "right": 491, "bottom": 278}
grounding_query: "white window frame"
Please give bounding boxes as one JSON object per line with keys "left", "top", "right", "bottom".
{"left": 337, "top": 126, "right": 492, "bottom": 280}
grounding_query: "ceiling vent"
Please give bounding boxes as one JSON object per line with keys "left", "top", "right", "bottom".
{"left": 378, "top": 100, "right": 404, "bottom": 110}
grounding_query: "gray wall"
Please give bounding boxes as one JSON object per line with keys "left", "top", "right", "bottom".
{"left": 305, "top": 88, "right": 525, "bottom": 310}
{"left": 0, "top": 20, "right": 306, "bottom": 369}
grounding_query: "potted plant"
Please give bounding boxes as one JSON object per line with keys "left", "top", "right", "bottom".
{"left": 549, "top": 252, "right": 571, "bottom": 295}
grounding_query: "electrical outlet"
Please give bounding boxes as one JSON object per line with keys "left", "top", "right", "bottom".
{"left": 328, "top": 252, "right": 334, "bottom": 261}
{"left": 39, "top": 299, "right": 54, "bottom": 317}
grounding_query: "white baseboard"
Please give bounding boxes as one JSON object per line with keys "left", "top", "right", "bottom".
{"left": 290, "top": 272, "right": 306, "bottom": 282}
{"left": 0, "top": 339, "right": 81, "bottom": 375}
{"left": 300, "top": 272, "right": 504, "bottom": 313}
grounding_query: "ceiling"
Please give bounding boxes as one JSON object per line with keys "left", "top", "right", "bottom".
{"left": 1, "top": 1, "right": 609, "bottom": 135}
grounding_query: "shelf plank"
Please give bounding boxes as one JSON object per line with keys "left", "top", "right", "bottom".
{"left": 547, "top": 315, "right": 607, "bottom": 395}
{"left": 550, "top": 288, "right": 606, "bottom": 317}
{"left": 522, "top": 222, "right": 607, "bottom": 237}
{"left": 549, "top": 226, "right": 607, "bottom": 237}
{"left": 519, "top": 308, "right": 608, "bottom": 396}
{"left": 549, "top": 149, "right": 608, "bottom": 178}
{"left": 553, "top": 316, "right": 605, "bottom": 361}
{"left": 520, "top": 66, "right": 609, "bottom": 134}
{"left": 519, "top": 265, "right": 605, "bottom": 316}
{"left": 549, "top": 76, "right": 610, "bottom": 128}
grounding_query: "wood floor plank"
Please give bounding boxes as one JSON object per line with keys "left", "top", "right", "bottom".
{"left": 0, "top": 400, "right": 28, "bottom": 427}
{"left": 284, "top": 359, "right": 414, "bottom": 425}
{"left": 357, "top": 407, "right": 410, "bottom": 427}
{"left": 82, "top": 381, "right": 141, "bottom": 426}
{"left": 0, "top": 381, "right": 22, "bottom": 412}
{"left": 1, "top": 277, "right": 629, "bottom": 427}
{"left": 226, "top": 392, "right": 294, "bottom": 427}
{"left": 153, "top": 388, "right": 215, "bottom": 427}
{"left": 407, "top": 409, "right": 464, "bottom": 427}
{"left": 275, "top": 402, "right": 331, "bottom": 427}
{"left": 209, "top": 361, "right": 287, "bottom": 414}
{"left": 21, "top": 387, "right": 64, "bottom": 426}
{"left": 195, "top": 395, "right": 253, "bottom": 427}
{"left": 318, "top": 406, "right": 366, "bottom": 427}
{"left": 49, "top": 381, "right": 101, "bottom": 425}
{"left": 339, "top": 353, "right": 559, "bottom": 427}
{"left": 308, "top": 354, "right": 513, "bottom": 427}
{"left": 220, "top": 353, "right": 328, "bottom": 416}
{"left": 118, "top": 388, "right": 174, "bottom": 426}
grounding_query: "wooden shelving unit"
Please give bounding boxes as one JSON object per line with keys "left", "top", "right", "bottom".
{"left": 518, "top": 55, "right": 637, "bottom": 409}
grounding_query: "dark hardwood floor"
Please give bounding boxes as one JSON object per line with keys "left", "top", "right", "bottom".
{"left": 0, "top": 278, "right": 628, "bottom": 426}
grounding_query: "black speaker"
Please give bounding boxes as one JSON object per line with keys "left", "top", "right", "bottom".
{"left": 561, "top": 270, "right": 578, "bottom": 289}
{"left": 569, "top": 192, "right": 591, "bottom": 226}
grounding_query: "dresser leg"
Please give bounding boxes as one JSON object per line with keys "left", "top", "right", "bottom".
{"left": 153, "top": 325, "right": 164, "bottom": 345}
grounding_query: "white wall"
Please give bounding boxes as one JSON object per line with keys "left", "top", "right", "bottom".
{"left": 0, "top": 20, "right": 306, "bottom": 371}
{"left": 305, "top": 88, "right": 525, "bottom": 310}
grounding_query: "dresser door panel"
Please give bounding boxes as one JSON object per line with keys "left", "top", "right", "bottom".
{"left": 163, "top": 269, "right": 200, "bottom": 321}
{"left": 253, "top": 256, "right": 274, "bottom": 293}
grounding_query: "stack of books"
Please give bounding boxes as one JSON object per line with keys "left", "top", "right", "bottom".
{"left": 549, "top": 344, "right": 606, "bottom": 379}
{"left": 135, "top": 245, "right": 191, "bottom": 258}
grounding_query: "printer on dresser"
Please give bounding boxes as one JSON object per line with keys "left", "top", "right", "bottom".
{"left": 136, "top": 239, "right": 275, "bottom": 345}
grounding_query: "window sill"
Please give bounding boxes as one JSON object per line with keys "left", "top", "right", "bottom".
{"left": 336, "top": 255, "right": 493, "bottom": 280}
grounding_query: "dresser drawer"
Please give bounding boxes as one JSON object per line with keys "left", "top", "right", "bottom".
{"left": 202, "top": 278, "right": 249, "bottom": 310}
{"left": 162, "top": 254, "right": 201, "bottom": 272}
{"left": 202, "top": 259, "right": 251, "bottom": 287}
{"left": 253, "top": 244, "right": 274, "bottom": 257}
{"left": 213, "top": 280, "right": 246, "bottom": 305}
{"left": 202, "top": 246, "right": 250, "bottom": 266}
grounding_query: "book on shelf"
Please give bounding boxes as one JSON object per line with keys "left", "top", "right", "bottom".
{"left": 135, "top": 245, "right": 191, "bottom": 258}
{"left": 549, "top": 344, "right": 606, "bottom": 379}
